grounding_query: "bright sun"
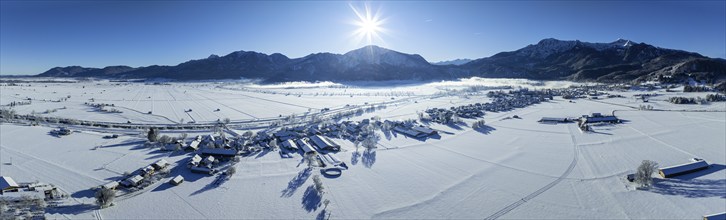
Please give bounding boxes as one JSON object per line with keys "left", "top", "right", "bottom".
{"left": 350, "top": 3, "right": 386, "bottom": 46}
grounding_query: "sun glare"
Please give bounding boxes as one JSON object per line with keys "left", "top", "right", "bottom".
{"left": 350, "top": 3, "right": 386, "bottom": 46}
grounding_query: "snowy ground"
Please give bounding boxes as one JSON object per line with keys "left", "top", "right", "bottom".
{"left": 0, "top": 79, "right": 724, "bottom": 219}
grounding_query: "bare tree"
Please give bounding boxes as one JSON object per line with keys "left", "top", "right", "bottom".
{"left": 147, "top": 128, "right": 159, "bottom": 142}
{"left": 95, "top": 188, "right": 116, "bottom": 208}
{"left": 269, "top": 140, "right": 279, "bottom": 151}
{"left": 226, "top": 166, "right": 237, "bottom": 178}
{"left": 312, "top": 175, "right": 325, "bottom": 195}
{"left": 361, "top": 132, "right": 380, "bottom": 149}
{"left": 158, "top": 135, "right": 171, "bottom": 144}
{"left": 635, "top": 160, "right": 659, "bottom": 188}
{"left": 472, "top": 120, "right": 486, "bottom": 129}
{"left": 305, "top": 152, "right": 319, "bottom": 167}
{"left": 323, "top": 199, "right": 330, "bottom": 210}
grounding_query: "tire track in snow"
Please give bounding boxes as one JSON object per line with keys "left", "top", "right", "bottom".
{"left": 484, "top": 124, "right": 580, "bottom": 220}
{"left": 627, "top": 126, "right": 696, "bottom": 157}
{"left": 194, "top": 90, "right": 258, "bottom": 119}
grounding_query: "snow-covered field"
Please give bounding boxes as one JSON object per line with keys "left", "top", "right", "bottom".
{"left": 0, "top": 79, "right": 724, "bottom": 219}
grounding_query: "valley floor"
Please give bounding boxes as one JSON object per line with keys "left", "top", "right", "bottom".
{"left": 0, "top": 80, "right": 724, "bottom": 219}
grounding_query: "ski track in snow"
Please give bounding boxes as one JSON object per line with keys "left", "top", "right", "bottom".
{"left": 483, "top": 124, "right": 580, "bottom": 219}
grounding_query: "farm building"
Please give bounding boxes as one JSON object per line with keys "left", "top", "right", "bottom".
{"left": 411, "top": 126, "right": 438, "bottom": 136}
{"left": 659, "top": 159, "right": 710, "bottom": 178}
{"left": 25, "top": 182, "right": 62, "bottom": 200}
{"left": 274, "top": 130, "right": 298, "bottom": 141}
{"left": 169, "top": 175, "right": 184, "bottom": 186}
{"left": 191, "top": 166, "right": 216, "bottom": 175}
{"left": 703, "top": 212, "right": 726, "bottom": 220}
{"left": 152, "top": 159, "right": 170, "bottom": 170}
{"left": 101, "top": 181, "right": 119, "bottom": 190}
{"left": 393, "top": 126, "right": 425, "bottom": 138}
{"left": 581, "top": 113, "right": 620, "bottom": 124}
{"left": 200, "top": 148, "right": 237, "bottom": 158}
{"left": 281, "top": 139, "right": 299, "bottom": 150}
{"left": 188, "top": 154, "right": 202, "bottom": 167}
{"left": 393, "top": 125, "right": 437, "bottom": 138}
{"left": 202, "top": 155, "right": 216, "bottom": 166}
{"left": 538, "top": 117, "right": 569, "bottom": 124}
{"left": 310, "top": 135, "right": 340, "bottom": 151}
{"left": 186, "top": 139, "right": 201, "bottom": 151}
{"left": 0, "top": 176, "right": 20, "bottom": 194}
{"left": 122, "top": 175, "right": 144, "bottom": 187}
{"left": 141, "top": 165, "right": 156, "bottom": 175}
{"left": 297, "top": 139, "right": 317, "bottom": 154}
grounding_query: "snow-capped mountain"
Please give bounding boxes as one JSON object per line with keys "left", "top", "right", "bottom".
{"left": 463, "top": 38, "right": 725, "bottom": 83}
{"left": 431, "top": 59, "right": 473, "bottom": 66}
{"left": 36, "top": 39, "right": 726, "bottom": 84}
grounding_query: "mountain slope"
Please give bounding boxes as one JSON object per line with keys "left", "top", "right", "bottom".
{"left": 35, "top": 39, "right": 726, "bottom": 84}
{"left": 462, "top": 38, "right": 726, "bottom": 83}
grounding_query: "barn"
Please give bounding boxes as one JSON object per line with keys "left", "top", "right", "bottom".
{"left": 538, "top": 117, "right": 569, "bottom": 124}
{"left": 703, "top": 212, "right": 726, "bottom": 220}
{"left": 297, "top": 139, "right": 317, "bottom": 154}
{"left": 310, "top": 135, "right": 340, "bottom": 151}
{"left": 0, "top": 176, "right": 20, "bottom": 194}
{"left": 281, "top": 139, "right": 299, "bottom": 150}
{"left": 200, "top": 148, "right": 237, "bottom": 158}
{"left": 581, "top": 113, "right": 619, "bottom": 124}
{"left": 659, "top": 159, "right": 710, "bottom": 178}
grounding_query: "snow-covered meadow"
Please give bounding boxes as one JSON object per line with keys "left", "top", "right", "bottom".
{"left": 0, "top": 78, "right": 724, "bottom": 219}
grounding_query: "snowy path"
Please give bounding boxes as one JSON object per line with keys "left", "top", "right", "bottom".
{"left": 484, "top": 124, "right": 580, "bottom": 219}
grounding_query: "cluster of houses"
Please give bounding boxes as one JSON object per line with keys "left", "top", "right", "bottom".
{"left": 101, "top": 159, "right": 170, "bottom": 190}
{"left": 422, "top": 89, "right": 552, "bottom": 124}
{"left": 0, "top": 176, "right": 64, "bottom": 219}
{"left": 1, "top": 176, "right": 64, "bottom": 200}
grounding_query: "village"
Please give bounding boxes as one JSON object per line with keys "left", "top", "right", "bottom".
{"left": 0, "top": 79, "right": 724, "bottom": 219}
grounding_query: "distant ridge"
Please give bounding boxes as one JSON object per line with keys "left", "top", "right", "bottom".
{"left": 431, "top": 59, "right": 472, "bottom": 66}
{"left": 37, "top": 39, "right": 726, "bottom": 84}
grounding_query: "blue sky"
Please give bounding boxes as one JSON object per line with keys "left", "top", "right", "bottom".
{"left": 1, "top": 1, "right": 724, "bottom": 75}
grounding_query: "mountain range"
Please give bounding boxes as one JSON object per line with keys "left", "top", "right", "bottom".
{"left": 37, "top": 38, "right": 726, "bottom": 84}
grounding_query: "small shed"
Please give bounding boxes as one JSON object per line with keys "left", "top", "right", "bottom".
{"left": 152, "top": 159, "right": 170, "bottom": 170}
{"left": 169, "top": 175, "right": 184, "bottom": 186}
{"left": 186, "top": 139, "right": 201, "bottom": 151}
{"left": 659, "top": 160, "right": 709, "bottom": 178}
{"left": 122, "top": 175, "right": 144, "bottom": 187}
{"left": 101, "top": 181, "right": 119, "bottom": 190}
{"left": 202, "top": 155, "right": 216, "bottom": 166}
{"left": 141, "top": 165, "right": 156, "bottom": 175}
{"left": 188, "top": 154, "right": 202, "bottom": 167}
